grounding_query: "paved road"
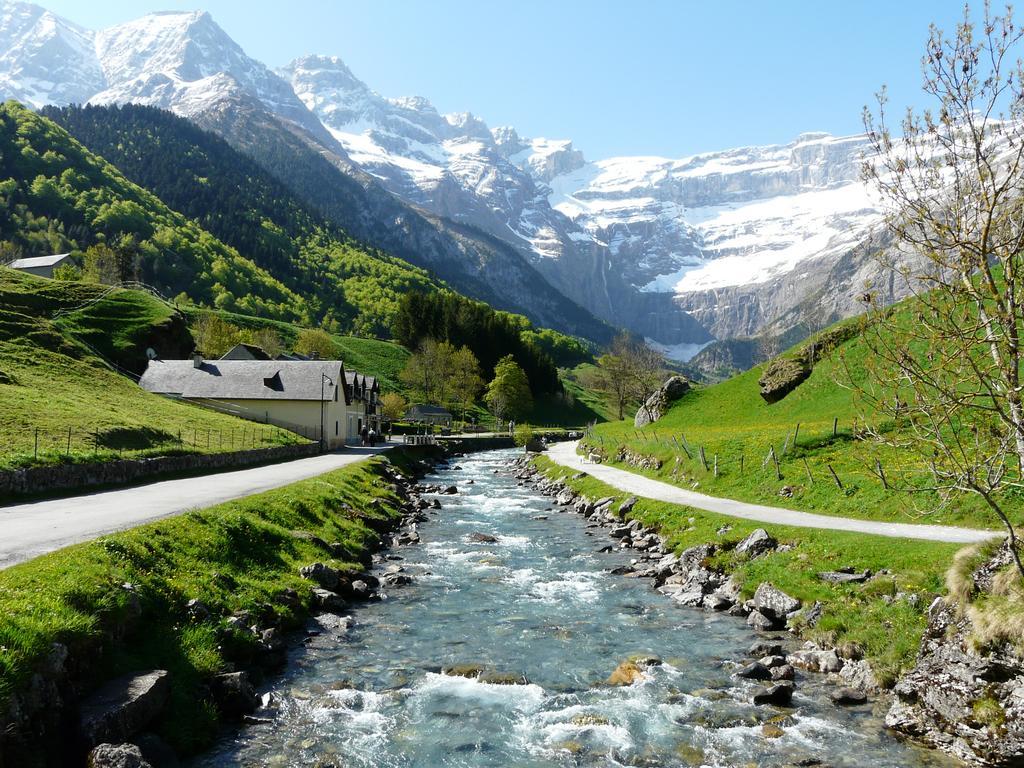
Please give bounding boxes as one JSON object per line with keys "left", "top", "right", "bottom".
{"left": 548, "top": 441, "right": 998, "bottom": 544}
{"left": 0, "top": 445, "right": 392, "bottom": 569}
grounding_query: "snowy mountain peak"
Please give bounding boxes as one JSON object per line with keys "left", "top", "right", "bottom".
{"left": 0, "top": 1, "right": 102, "bottom": 107}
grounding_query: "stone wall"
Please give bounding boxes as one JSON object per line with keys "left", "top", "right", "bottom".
{"left": 0, "top": 443, "right": 320, "bottom": 500}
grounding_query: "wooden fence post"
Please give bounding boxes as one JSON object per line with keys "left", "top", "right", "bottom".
{"left": 699, "top": 446, "right": 709, "bottom": 471}
{"left": 713, "top": 453, "right": 718, "bottom": 477}
{"left": 827, "top": 463, "right": 843, "bottom": 489}
{"left": 739, "top": 454, "right": 744, "bottom": 475}
{"left": 792, "top": 423, "right": 800, "bottom": 449}
{"left": 833, "top": 417, "right": 838, "bottom": 437}
{"left": 66, "top": 426, "right": 72, "bottom": 456}
{"left": 803, "top": 458, "right": 813, "bottom": 483}
{"left": 769, "top": 446, "right": 782, "bottom": 480}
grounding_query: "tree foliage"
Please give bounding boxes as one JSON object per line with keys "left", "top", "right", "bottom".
{"left": 486, "top": 355, "right": 533, "bottom": 423}
{"left": 294, "top": 328, "right": 338, "bottom": 359}
{"left": 392, "top": 290, "right": 561, "bottom": 395}
{"left": 398, "top": 338, "right": 483, "bottom": 419}
{"left": 859, "top": 3, "right": 1024, "bottom": 577}
{"left": 590, "top": 333, "right": 666, "bottom": 421}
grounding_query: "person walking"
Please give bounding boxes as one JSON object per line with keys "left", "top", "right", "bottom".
{"left": 360, "top": 425, "right": 369, "bottom": 446}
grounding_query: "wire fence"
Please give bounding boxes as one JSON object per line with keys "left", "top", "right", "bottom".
{"left": 1, "top": 422, "right": 303, "bottom": 466}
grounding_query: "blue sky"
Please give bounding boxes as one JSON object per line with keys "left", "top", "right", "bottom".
{"left": 45, "top": 1, "right": 971, "bottom": 159}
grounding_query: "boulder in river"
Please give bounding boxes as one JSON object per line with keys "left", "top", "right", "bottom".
{"left": 830, "top": 687, "right": 868, "bottom": 706}
{"left": 87, "top": 743, "right": 152, "bottom": 768}
{"left": 606, "top": 656, "right": 661, "bottom": 686}
{"left": 753, "top": 682, "right": 794, "bottom": 706}
{"left": 468, "top": 532, "right": 500, "bottom": 544}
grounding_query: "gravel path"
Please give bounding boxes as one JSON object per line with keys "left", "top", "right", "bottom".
{"left": 0, "top": 445, "right": 392, "bottom": 569}
{"left": 548, "top": 441, "right": 998, "bottom": 544}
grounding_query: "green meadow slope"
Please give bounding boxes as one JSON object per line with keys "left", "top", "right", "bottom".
{"left": 587, "top": 310, "right": 1010, "bottom": 530}
{"left": 0, "top": 269, "right": 304, "bottom": 470}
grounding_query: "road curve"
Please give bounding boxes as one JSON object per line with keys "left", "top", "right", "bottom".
{"left": 547, "top": 441, "right": 998, "bottom": 544}
{"left": 0, "top": 445, "right": 392, "bottom": 569}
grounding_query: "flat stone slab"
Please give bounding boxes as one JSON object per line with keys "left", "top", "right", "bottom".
{"left": 80, "top": 670, "right": 170, "bottom": 746}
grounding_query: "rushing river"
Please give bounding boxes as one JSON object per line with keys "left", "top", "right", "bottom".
{"left": 196, "top": 448, "right": 956, "bottom": 768}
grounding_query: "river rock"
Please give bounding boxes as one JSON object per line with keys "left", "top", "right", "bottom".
{"left": 311, "top": 588, "right": 346, "bottom": 612}
{"left": 468, "top": 532, "right": 499, "bottom": 543}
{"left": 441, "top": 485, "right": 458, "bottom": 495}
{"left": 735, "top": 662, "right": 773, "bottom": 680}
{"left": 750, "top": 642, "right": 785, "bottom": 658}
{"left": 87, "top": 743, "right": 152, "bottom": 768}
{"left": 746, "top": 609, "right": 781, "bottom": 631}
{"left": 837, "top": 659, "right": 879, "bottom": 692}
{"left": 735, "top": 529, "right": 777, "bottom": 558}
{"left": 607, "top": 657, "right": 660, "bottom": 686}
{"left": 80, "top": 670, "right": 170, "bottom": 746}
{"left": 299, "top": 562, "right": 342, "bottom": 591}
{"left": 830, "top": 687, "right": 868, "bottom": 706}
{"left": 618, "top": 496, "right": 638, "bottom": 516}
{"left": 210, "top": 672, "right": 259, "bottom": 718}
{"left": 753, "top": 682, "right": 794, "bottom": 706}
{"left": 770, "top": 664, "right": 795, "bottom": 681}
{"left": 752, "top": 583, "right": 801, "bottom": 620}
{"left": 789, "top": 647, "right": 843, "bottom": 674}
{"left": 634, "top": 376, "right": 690, "bottom": 427}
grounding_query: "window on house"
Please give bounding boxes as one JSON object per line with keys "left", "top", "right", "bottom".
{"left": 335, "top": 420, "right": 339, "bottom": 436}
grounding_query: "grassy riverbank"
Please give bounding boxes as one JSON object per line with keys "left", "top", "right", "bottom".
{"left": 534, "top": 456, "right": 962, "bottom": 686}
{"left": 0, "top": 446, "right": 436, "bottom": 762}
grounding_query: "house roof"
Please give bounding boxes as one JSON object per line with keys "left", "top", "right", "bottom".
{"left": 220, "top": 343, "right": 271, "bottom": 361}
{"left": 8, "top": 253, "right": 71, "bottom": 269}
{"left": 140, "top": 359, "right": 348, "bottom": 402}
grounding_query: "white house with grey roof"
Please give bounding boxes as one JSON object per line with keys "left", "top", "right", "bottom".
{"left": 139, "top": 355, "right": 380, "bottom": 448}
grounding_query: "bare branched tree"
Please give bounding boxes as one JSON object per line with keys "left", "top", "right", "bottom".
{"left": 859, "top": 2, "right": 1024, "bottom": 578}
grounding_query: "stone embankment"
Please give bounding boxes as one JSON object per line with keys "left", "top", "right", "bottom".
{"left": 512, "top": 458, "right": 879, "bottom": 713}
{"left": 1, "top": 447, "right": 465, "bottom": 768}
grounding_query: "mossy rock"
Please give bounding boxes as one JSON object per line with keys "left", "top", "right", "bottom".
{"left": 758, "top": 355, "right": 811, "bottom": 403}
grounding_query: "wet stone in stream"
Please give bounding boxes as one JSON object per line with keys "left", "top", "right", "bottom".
{"left": 194, "top": 449, "right": 958, "bottom": 768}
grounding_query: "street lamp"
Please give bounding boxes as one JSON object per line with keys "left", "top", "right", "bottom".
{"left": 321, "top": 372, "right": 334, "bottom": 451}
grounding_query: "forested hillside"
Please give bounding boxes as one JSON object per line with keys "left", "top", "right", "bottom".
{"left": 42, "top": 104, "right": 439, "bottom": 336}
{"left": 0, "top": 101, "right": 304, "bottom": 320}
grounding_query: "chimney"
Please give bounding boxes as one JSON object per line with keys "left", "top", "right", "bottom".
{"left": 192, "top": 352, "right": 204, "bottom": 369}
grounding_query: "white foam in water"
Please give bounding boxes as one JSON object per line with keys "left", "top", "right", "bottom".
{"left": 411, "top": 672, "right": 546, "bottom": 713}
{"left": 530, "top": 571, "right": 601, "bottom": 604}
{"left": 304, "top": 689, "right": 394, "bottom": 758}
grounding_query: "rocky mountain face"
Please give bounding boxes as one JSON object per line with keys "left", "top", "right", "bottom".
{"left": 0, "top": 1, "right": 904, "bottom": 358}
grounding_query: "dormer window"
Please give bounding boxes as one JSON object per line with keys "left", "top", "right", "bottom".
{"left": 262, "top": 371, "right": 283, "bottom": 391}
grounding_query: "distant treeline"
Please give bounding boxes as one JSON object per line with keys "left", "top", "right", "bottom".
{"left": 392, "top": 291, "right": 567, "bottom": 395}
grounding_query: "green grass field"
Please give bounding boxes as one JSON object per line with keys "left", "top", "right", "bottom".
{"left": 535, "top": 455, "right": 961, "bottom": 686}
{"left": 0, "top": 269, "right": 303, "bottom": 469}
{"left": 586, "top": 313, "right": 1015, "bottom": 530}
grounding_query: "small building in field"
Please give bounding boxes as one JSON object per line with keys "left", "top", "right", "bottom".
{"left": 405, "top": 404, "right": 453, "bottom": 426}
{"left": 6, "top": 253, "right": 71, "bottom": 278}
{"left": 139, "top": 356, "right": 380, "bottom": 448}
